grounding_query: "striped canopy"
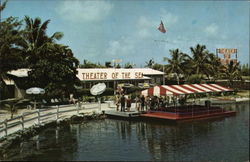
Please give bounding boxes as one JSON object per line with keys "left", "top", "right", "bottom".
{"left": 141, "top": 84, "right": 233, "bottom": 96}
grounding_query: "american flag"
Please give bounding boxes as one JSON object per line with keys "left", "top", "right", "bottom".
{"left": 158, "top": 21, "right": 166, "bottom": 33}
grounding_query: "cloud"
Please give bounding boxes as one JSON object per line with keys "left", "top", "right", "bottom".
{"left": 136, "top": 16, "right": 158, "bottom": 38}
{"left": 136, "top": 10, "right": 178, "bottom": 38}
{"left": 160, "top": 9, "right": 179, "bottom": 25}
{"left": 105, "top": 38, "right": 134, "bottom": 58}
{"left": 205, "top": 23, "right": 219, "bottom": 36}
{"left": 56, "top": 0, "right": 113, "bottom": 22}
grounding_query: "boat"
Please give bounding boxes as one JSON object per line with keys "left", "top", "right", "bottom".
{"left": 140, "top": 84, "right": 236, "bottom": 122}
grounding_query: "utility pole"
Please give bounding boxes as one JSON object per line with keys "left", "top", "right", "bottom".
{"left": 163, "top": 64, "right": 165, "bottom": 85}
{"left": 0, "top": 0, "right": 2, "bottom": 23}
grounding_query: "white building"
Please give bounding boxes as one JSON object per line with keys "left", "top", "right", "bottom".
{"left": 76, "top": 68, "right": 164, "bottom": 89}
{"left": 2, "top": 68, "right": 164, "bottom": 98}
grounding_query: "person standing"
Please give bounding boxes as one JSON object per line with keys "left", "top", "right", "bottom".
{"left": 135, "top": 95, "right": 140, "bottom": 111}
{"left": 126, "top": 96, "right": 131, "bottom": 112}
{"left": 115, "top": 95, "right": 120, "bottom": 111}
{"left": 145, "top": 96, "right": 149, "bottom": 111}
{"left": 140, "top": 95, "right": 145, "bottom": 112}
{"left": 120, "top": 95, "right": 126, "bottom": 112}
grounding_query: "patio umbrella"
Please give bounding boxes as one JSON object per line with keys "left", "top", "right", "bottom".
{"left": 26, "top": 87, "right": 45, "bottom": 95}
{"left": 26, "top": 87, "right": 45, "bottom": 109}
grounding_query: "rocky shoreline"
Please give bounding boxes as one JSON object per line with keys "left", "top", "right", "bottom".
{"left": 0, "top": 112, "right": 107, "bottom": 160}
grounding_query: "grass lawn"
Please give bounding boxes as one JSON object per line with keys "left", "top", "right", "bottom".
{"left": 242, "top": 76, "right": 250, "bottom": 80}
{"left": 236, "top": 90, "right": 250, "bottom": 97}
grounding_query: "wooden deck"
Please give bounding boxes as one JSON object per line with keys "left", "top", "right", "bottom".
{"left": 104, "top": 110, "right": 141, "bottom": 119}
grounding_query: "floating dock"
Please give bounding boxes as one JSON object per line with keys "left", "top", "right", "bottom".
{"left": 141, "top": 110, "right": 236, "bottom": 122}
{"left": 104, "top": 110, "right": 141, "bottom": 119}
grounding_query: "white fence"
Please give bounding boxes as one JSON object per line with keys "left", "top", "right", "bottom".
{"left": 0, "top": 102, "right": 113, "bottom": 138}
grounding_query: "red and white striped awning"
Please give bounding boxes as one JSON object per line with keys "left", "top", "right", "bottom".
{"left": 141, "top": 84, "right": 233, "bottom": 96}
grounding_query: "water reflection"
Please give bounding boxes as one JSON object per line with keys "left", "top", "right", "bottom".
{"left": 3, "top": 102, "right": 249, "bottom": 161}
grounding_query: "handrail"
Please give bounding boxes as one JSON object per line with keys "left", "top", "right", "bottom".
{"left": 6, "top": 121, "right": 22, "bottom": 129}
{"left": 59, "top": 108, "right": 78, "bottom": 114}
{"left": 23, "top": 111, "right": 38, "bottom": 117}
{"left": 7, "top": 116, "right": 22, "bottom": 122}
{"left": 0, "top": 103, "right": 98, "bottom": 138}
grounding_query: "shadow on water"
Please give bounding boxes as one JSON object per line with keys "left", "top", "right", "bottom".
{"left": 2, "top": 102, "right": 249, "bottom": 161}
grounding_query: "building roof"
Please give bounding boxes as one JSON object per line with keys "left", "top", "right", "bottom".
{"left": 7, "top": 68, "right": 164, "bottom": 81}
{"left": 141, "top": 84, "right": 233, "bottom": 96}
{"left": 76, "top": 68, "right": 163, "bottom": 81}
{"left": 7, "top": 69, "right": 30, "bottom": 77}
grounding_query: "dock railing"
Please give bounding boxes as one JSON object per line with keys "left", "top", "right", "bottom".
{"left": 0, "top": 102, "right": 111, "bottom": 139}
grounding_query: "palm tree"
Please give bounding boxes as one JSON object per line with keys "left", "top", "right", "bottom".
{"left": 164, "top": 49, "right": 188, "bottom": 84}
{"left": 19, "top": 16, "right": 63, "bottom": 65}
{"left": 223, "top": 61, "right": 242, "bottom": 87}
{"left": 124, "top": 62, "right": 134, "bottom": 68}
{"left": 189, "top": 44, "right": 210, "bottom": 78}
{"left": 145, "top": 59, "right": 154, "bottom": 68}
{"left": 2, "top": 98, "right": 23, "bottom": 119}
{"left": 206, "top": 53, "right": 223, "bottom": 81}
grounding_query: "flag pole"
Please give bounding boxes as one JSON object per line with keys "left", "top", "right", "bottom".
{"left": 163, "top": 65, "right": 165, "bottom": 85}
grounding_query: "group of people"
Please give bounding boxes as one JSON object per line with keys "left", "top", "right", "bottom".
{"left": 135, "top": 95, "right": 169, "bottom": 111}
{"left": 115, "top": 94, "right": 132, "bottom": 112}
{"left": 115, "top": 94, "right": 171, "bottom": 112}
{"left": 115, "top": 94, "right": 186, "bottom": 112}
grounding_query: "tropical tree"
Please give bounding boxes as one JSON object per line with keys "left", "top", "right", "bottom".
{"left": 79, "top": 59, "right": 105, "bottom": 68}
{"left": 145, "top": 59, "right": 154, "bottom": 68}
{"left": 189, "top": 44, "right": 210, "bottom": 78}
{"left": 205, "top": 53, "right": 223, "bottom": 80}
{"left": 0, "top": 1, "right": 25, "bottom": 99}
{"left": 18, "top": 16, "right": 80, "bottom": 98}
{"left": 152, "top": 63, "right": 164, "bottom": 71}
{"left": 2, "top": 98, "right": 23, "bottom": 119}
{"left": 241, "top": 64, "right": 250, "bottom": 76}
{"left": 164, "top": 49, "right": 189, "bottom": 84}
{"left": 27, "top": 44, "right": 80, "bottom": 98}
{"left": 105, "top": 61, "right": 113, "bottom": 68}
{"left": 124, "top": 62, "right": 134, "bottom": 68}
{"left": 222, "top": 61, "right": 242, "bottom": 87}
{"left": 0, "top": 1, "right": 24, "bottom": 76}
{"left": 18, "top": 16, "right": 64, "bottom": 65}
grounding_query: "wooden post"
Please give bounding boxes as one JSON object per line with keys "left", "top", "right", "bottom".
{"left": 37, "top": 109, "right": 40, "bottom": 125}
{"left": 21, "top": 113, "right": 24, "bottom": 130}
{"left": 4, "top": 119, "right": 7, "bottom": 136}
{"left": 99, "top": 97, "right": 101, "bottom": 111}
{"left": 77, "top": 102, "right": 79, "bottom": 115}
{"left": 35, "top": 135, "right": 40, "bottom": 150}
{"left": 56, "top": 105, "right": 59, "bottom": 122}
{"left": 56, "top": 126, "right": 59, "bottom": 144}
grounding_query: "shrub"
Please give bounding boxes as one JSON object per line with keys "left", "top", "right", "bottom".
{"left": 186, "top": 74, "right": 202, "bottom": 84}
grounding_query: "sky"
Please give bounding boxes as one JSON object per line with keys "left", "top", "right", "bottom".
{"left": 2, "top": 0, "right": 250, "bottom": 67}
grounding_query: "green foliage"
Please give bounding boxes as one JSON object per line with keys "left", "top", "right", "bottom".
{"left": 79, "top": 59, "right": 105, "bottom": 68}
{"left": 163, "top": 49, "right": 189, "bottom": 84}
{"left": 222, "top": 61, "right": 242, "bottom": 87}
{"left": 145, "top": 59, "right": 154, "bottom": 68}
{"left": 0, "top": 0, "right": 8, "bottom": 11}
{"left": 241, "top": 64, "right": 250, "bottom": 76}
{"left": 152, "top": 63, "right": 164, "bottom": 71}
{"left": 116, "top": 64, "right": 121, "bottom": 68}
{"left": 186, "top": 74, "right": 202, "bottom": 84}
{"left": 0, "top": 16, "right": 24, "bottom": 75}
{"left": 105, "top": 61, "right": 113, "bottom": 68}
{"left": 1, "top": 98, "right": 26, "bottom": 118}
{"left": 13, "top": 16, "right": 80, "bottom": 98}
{"left": 124, "top": 62, "right": 134, "bottom": 68}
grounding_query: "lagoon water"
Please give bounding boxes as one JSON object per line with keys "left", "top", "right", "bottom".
{"left": 3, "top": 102, "right": 249, "bottom": 161}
